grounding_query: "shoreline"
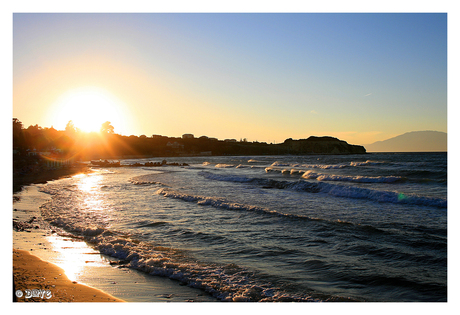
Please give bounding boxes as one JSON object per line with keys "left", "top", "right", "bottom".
{"left": 12, "top": 171, "right": 218, "bottom": 303}
{"left": 13, "top": 164, "right": 91, "bottom": 193}
{"left": 13, "top": 249, "right": 124, "bottom": 302}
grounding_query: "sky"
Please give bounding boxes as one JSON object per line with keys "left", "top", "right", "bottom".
{"left": 12, "top": 10, "right": 448, "bottom": 145}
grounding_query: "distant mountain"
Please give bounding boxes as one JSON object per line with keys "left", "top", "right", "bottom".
{"left": 365, "top": 131, "right": 447, "bottom": 152}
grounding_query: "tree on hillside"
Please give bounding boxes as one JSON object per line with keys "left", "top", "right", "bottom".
{"left": 65, "top": 120, "right": 78, "bottom": 137}
{"left": 100, "top": 121, "right": 114, "bottom": 134}
{"left": 13, "top": 118, "right": 26, "bottom": 150}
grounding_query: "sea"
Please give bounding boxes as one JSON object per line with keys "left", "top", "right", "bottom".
{"left": 37, "top": 153, "right": 447, "bottom": 302}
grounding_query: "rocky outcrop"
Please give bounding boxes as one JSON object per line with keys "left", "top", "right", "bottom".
{"left": 281, "top": 136, "right": 366, "bottom": 154}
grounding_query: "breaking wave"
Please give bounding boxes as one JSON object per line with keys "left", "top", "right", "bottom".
{"left": 198, "top": 171, "right": 446, "bottom": 208}
{"left": 39, "top": 190, "right": 319, "bottom": 302}
{"left": 301, "top": 171, "right": 404, "bottom": 183}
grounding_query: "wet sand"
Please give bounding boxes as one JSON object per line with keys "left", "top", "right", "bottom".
{"left": 13, "top": 249, "right": 124, "bottom": 302}
{"left": 12, "top": 179, "right": 217, "bottom": 302}
{"left": 13, "top": 164, "right": 90, "bottom": 193}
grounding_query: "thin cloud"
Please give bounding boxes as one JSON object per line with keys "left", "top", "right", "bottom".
{"left": 364, "top": 93, "right": 372, "bottom": 97}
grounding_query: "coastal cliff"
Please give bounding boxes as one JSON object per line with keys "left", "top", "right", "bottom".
{"left": 281, "top": 136, "right": 366, "bottom": 154}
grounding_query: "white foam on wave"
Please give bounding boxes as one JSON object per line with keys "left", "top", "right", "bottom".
{"left": 265, "top": 167, "right": 305, "bottom": 174}
{"left": 93, "top": 233, "right": 316, "bottom": 302}
{"left": 266, "top": 167, "right": 403, "bottom": 183}
{"left": 40, "top": 198, "right": 107, "bottom": 237}
{"left": 236, "top": 164, "right": 250, "bottom": 168}
{"left": 215, "top": 164, "right": 235, "bottom": 168}
{"left": 157, "top": 188, "right": 268, "bottom": 212}
{"left": 40, "top": 182, "right": 316, "bottom": 302}
{"left": 301, "top": 171, "right": 403, "bottom": 183}
{"left": 350, "top": 160, "right": 385, "bottom": 167}
{"left": 270, "top": 160, "right": 389, "bottom": 170}
{"left": 200, "top": 170, "right": 447, "bottom": 208}
{"left": 301, "top": 170, "right": 318, "bottom": 179}
{"left": 271, "top": 161, "right": 301, "bottom": 167}
{"left": 302, "top": 164, "right": 347, "bottom": 169}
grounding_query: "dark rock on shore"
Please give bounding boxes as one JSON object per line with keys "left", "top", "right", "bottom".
{"left": 13, "top": 219, "right": 38, "bottom": 232}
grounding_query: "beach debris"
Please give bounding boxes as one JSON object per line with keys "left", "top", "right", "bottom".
{"left": 109, "top": 260, "right": 129, "bottom": 266}
{"left": 13, "top": 219, "right": 34, "bottom": 232}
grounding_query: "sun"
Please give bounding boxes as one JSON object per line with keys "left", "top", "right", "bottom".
{"left": 50, "top": 87, "right": 129, "bottom": 134}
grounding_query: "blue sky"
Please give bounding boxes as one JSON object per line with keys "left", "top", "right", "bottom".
{"left": 12, "top": 12, "right": 447, "bottom": 144}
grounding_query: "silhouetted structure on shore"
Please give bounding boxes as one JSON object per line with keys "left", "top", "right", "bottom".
{"left": 13, "top": 119, "right": 366, "bottom": 165}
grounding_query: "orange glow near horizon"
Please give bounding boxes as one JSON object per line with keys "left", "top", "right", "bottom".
{"left": 48, "top": 87, "right": 130, "bottom": 134}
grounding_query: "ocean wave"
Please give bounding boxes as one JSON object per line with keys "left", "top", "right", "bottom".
{"left": 265, "top": 166, "right": 306, "bottom": 175}
{"left": 199, "top": 171, "right": 254, "bottom": 183}
{"left": 270, "top": 159, "right": 393, "bottom": 170}
{"left": 265, "top": 166, "right": 278, "bottom": 173}
{"left": 271, "top": 161, "right": 298, "bottom": 167}
{"left": 199, "top": 171, "right": 446, "bottom": 208}
{"left": 349, "top": 160, "right": 385, "bottom": 167}
{"left": 302, "top": 163, "right": 347, "bottom": 169}
{"left": 129, "top": 178, "right": 170, "bottom": 187}
{"left": 157, "top": 188, "right": 272, "bottom": 213}
{"left": 130, "top": 179, "right": 161, "bottom": 185}
{"left": 236, "top": 164, "right": 251, "bottom": 168}
{"left": 93, "top": 233, "right": 318, "bottom": 302}
{"left": 215, "top": 164, "right": 235, "bottom": 168}
{"left": 40, "top": 201, "right": 107, "bottom": 237}
{"left": 267, "top": 167, "right": 444, "bottom": 185}
{"left": 301, "top": 171, "right": 404, "bottom": 183}
{"left": 318, "top": 184, "right": 447, "bottom": 208}
{"left": 39, "top": 185, "right": 318, "bottom": 301}
{"left": 271, "top": 161, "right": 348, "bottom": 169}
{"left": 267, "top": 167, "right": 404, "bottom": 183}
{"left": 135, "top": 221, "right": 170, "bottom": 228}
{"left": 155, "top": 185, "right": 447, "bottom": 252}
{"left": 44, "top": 201, "right": 317, "bottom": 301}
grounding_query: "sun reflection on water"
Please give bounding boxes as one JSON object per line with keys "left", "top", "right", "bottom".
{"left": 45, "top": 172, "right": 113, "bottom": 282}
{"left": 46, "top": 234, "right": 101, "bottom": 282}
{"left": 78, "top": 173, "right": 103, "bottom": 192}
{"left": 75, "top": 172, "right": 110, "bottom": 218}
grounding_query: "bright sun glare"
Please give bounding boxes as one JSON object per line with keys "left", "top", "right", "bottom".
{"left": 51, "top": 87, "right": 127, "bottom": 134}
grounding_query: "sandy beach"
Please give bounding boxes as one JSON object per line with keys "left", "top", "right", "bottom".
{"left": 12, "top": 168, "right": 217, "bottom": 303}
{"left": 13, "top": 249, "right": 124, "bottom": 302}
{"left": 12, "top": 165, "right": 125, "bottom": 303}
